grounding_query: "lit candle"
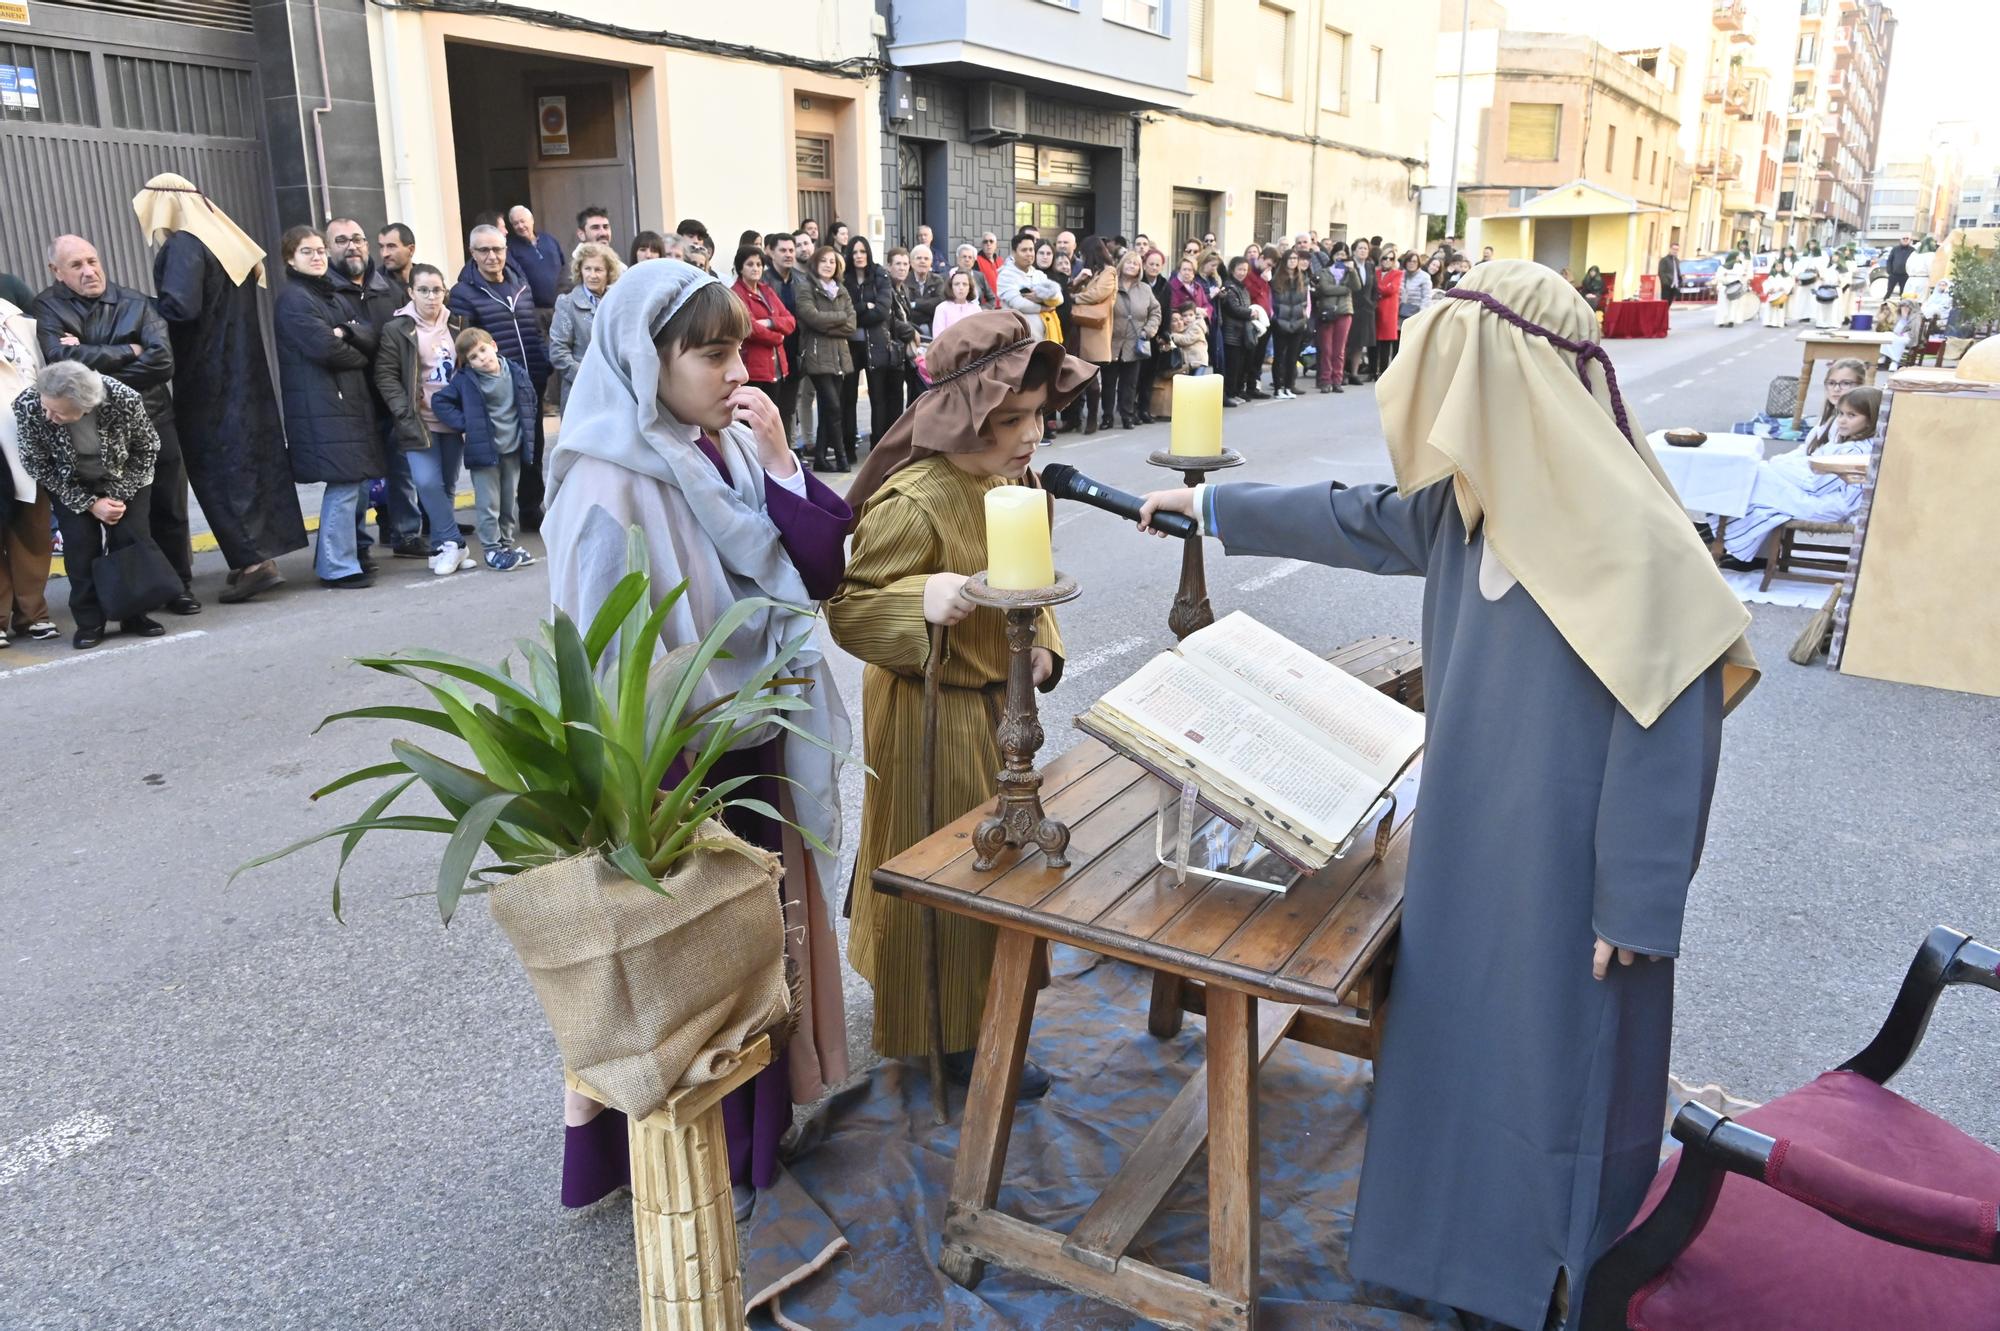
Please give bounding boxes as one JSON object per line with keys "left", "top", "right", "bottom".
{"left": 1170, "top": 374, "right": 1224, "bottom": 456}
{"left": 984, "top": 485, "right": 1055, "bottom": 590}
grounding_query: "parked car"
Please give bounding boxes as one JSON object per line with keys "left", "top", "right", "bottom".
{"left": 1677, "top": 254, "right": 1722, "bottom": 299}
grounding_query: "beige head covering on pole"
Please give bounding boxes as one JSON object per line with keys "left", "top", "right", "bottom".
{"left": 131, "top": 173, "right": 268, "bottom": 287}
{"left": 1375, "top": 259, "right": 1758, "bottom": 727}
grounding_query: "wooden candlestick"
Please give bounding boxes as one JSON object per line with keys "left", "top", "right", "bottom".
{"left": 961, "top": 571, "right": 1082, "bottom": 872}
{"left": 1147, "top": 448, "right": 1244, "bottom": 640}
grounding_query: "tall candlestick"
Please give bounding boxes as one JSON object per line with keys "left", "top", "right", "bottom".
{"left": 1170, "top": 373, "right": 1224, "bottom": 457}
{"left": 984, "top": 485, "right": 1055, "bottom": 590}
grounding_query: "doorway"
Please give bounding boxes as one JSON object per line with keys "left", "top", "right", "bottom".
{"left": 1172, "top": 187, "right": 1217, "bottom": 253}
{"left": 445, "top": 42, "right": 638, "bottom": 250}
{"left": 1532, "top": 218, "right": 1576, "bottom": 272}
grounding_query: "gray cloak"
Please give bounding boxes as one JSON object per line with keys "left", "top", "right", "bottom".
{"left": 1209, "top": 478, "right": 1724, "bottom": 1331}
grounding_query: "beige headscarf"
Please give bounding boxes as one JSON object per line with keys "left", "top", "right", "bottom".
{"left": 131, "top": 173, "right": 267, "bottom": 287}
{"left": 1376, "top": 259, "right": 1757, "bottom": 727}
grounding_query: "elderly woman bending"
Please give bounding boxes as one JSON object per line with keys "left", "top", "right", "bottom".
{"left": 11, "top": 361, "right": 164, "bottom": 648}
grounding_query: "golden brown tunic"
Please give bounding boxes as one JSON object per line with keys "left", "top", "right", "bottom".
{"left": 826, "top": 456, "right": 1064, "bottom": 1056}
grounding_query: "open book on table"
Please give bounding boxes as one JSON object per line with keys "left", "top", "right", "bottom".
{"left": 1076, "top": 612, "right": 1425, "bottom": 872}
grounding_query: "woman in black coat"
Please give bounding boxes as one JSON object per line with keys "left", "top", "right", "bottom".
{"left": 273, "top": 225, "right": 384, "bottom": 588}
{"left": 1216, "top": 256, "right": 1261, "bottom": 405}
{"left": 843, "top": 236, "right": 901, "bottom": 451}
{"left": 1139, "top": 246, "right": 1173, "bottom": 423}
{"left": 1346, "top": 238, "right": 1381, "bottom": 383}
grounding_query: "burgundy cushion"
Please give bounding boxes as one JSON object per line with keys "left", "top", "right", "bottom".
{"left": 1625, "top": 1071, "right": 2000, "bottom": 1331}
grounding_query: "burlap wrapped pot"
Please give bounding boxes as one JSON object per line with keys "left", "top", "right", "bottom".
{"left": 488, "top": 823, "right": 790, "bottom": 1119}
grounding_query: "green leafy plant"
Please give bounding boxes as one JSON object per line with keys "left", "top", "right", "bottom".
{"left": 1948, "top": 241, "right": 2000, "bottom": 335}
{"left": 234, "top": 531, "right": 847, "bottom": 924}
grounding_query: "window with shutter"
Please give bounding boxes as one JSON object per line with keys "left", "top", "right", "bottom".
{"left": 1506, "top": 103, "right": 1561, "bottom": 162}
{"left": 1187, "top": 0, "right": 1211, "bottom": 79}
{"left": 1320, "top": 27, "right": 1349, "bottom": 113}
{"left": 1253, "top": 5, "right": 1292, "bottom": 100}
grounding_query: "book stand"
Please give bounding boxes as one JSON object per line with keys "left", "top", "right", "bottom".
{"left": 1151, "top": 777, "right": 1396, "bottom": 893}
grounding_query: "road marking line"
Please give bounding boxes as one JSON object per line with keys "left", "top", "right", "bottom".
{"left": 0, "top": 629, "right": 208, "bottom": 679}
{"left": 0, "top": 1111, "right": 113, "bottom": 1186}
{"left": 1642, "top": 392, "right": 1665, "bottom": 404}
{"left": 1065, "top": 634, "right": 1148, "bottom": 678}
{"left": 1237, "top": 559, "right": 1309, "bottom": 593}
{"left": 1672, "top": 378, "right": 1695, "bottom": 388}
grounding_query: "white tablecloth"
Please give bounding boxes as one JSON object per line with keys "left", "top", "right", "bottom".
{"left": 1646, "top": 431, "right": 1763, "bottom": 518}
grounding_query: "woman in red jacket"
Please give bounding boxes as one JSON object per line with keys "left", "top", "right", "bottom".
{"left": 1375, "top": 242, "right": 1405, "bottom": 372}
{"left": 732, "top": 246, "right": 797, "bottom": 403}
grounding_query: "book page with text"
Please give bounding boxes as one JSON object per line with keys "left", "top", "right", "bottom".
{"left": 1097, "top": 653, "right": 1380, "bottom": 848}
{"left": 1182, "top": 613, "right": 1423, "bottom": 786}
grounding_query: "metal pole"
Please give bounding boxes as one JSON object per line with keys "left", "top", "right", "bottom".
{"left": 1444, "top": 0, "right": 1472, "bottom": 245}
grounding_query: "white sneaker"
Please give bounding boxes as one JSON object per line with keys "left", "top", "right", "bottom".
{"left": 429, "top": 541, "right": 463, "bottom": 576}
{"left": 457, "top": 549, "right": 477, "bottom": 571}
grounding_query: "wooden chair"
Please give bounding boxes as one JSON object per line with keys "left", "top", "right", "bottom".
{"left": 1581, "top": 926, "right": 2000, "bottom": 1331}
{"left": 1759, "top": 518, "right": 1852, "bottom": 590}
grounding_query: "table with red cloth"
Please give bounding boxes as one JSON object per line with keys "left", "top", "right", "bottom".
{"left": 1603, "top": 298, "right": 1670, "bottom": 338}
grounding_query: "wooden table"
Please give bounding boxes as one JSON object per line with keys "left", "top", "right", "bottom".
{"left": 1791, "top": 328, "right": 1894, "bottom": 428}
{"left": 874, "top": 637, "right": 1423, "bottom": 1331}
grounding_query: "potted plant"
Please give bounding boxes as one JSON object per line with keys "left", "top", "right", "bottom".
{"left": 236, "top": 533, "right": 846, "bottom": 1118}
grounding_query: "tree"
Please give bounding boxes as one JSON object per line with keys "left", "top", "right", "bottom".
{"left": 1949, "top": 241, "right": 2000, "bottom": 336}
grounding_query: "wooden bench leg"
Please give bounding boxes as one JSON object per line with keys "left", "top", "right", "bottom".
{"left": 1207, "top": 987, "right": 1261, "bottom": 1327}
{"left": 1147, "top": 970, "right": 1185, "bottom": 1038}
{"left": 941, "top": 929, "right": 1047, "bottom": 1289}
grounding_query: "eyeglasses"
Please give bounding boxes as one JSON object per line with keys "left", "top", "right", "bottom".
{"left": 1827, "top": 379, "right": 1862, "bottom": 390}
{"left": 412, "top": 285, "right": 445, "bottom": 296}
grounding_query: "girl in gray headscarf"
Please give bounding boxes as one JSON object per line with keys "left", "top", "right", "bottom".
{"left": 542, "top": 259, "right": 853, "bottom": 1207}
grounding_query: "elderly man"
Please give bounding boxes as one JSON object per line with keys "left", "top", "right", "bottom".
{"left": 954, "top": 243, "right": 998, "bottom": 309}
{"left": 1054, "top": 230, "right": 1077, "bottom": 264}
{"left": 506, "top": 205, "right": 566, "bottom": 312}
{"left": 13, "top": 362, "right": 167, "bottom": 648}
{"left": 450, "top": 223, "right": 550, "bottom": 530}
{"left": 975, "top": 231, "right": 1002, "bottom": 301}
{"left": 905, "top": 243, "right": 947, "bottom": 335}
{"left": 914, "top": 223, "right": 934, "bottom": 251}
{"left": 34, "top": 233, "right": 197, "bottom": 615}
{"left": 135, "top": 172, "right": 306, "bottom": 605}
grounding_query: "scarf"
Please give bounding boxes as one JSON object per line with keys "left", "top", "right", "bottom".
{"left": 1376, "top": 260, "right": 1757, "bottom": 726}
{"left": 131, "top": 173, "right": 267, "bottom": 287}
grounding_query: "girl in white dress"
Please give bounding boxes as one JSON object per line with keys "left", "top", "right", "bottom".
{"left": 1714, "top": 250, "right": 1755, "bottom": 328}
{"left": 1760, "top": 262, "right": 1793, "bottom": 328}
{"left": 1811, "top": 255, "right": 1846, "bottom": 330}
{"left": 1793, "top": 246, "right": 1824, "bottom": 322}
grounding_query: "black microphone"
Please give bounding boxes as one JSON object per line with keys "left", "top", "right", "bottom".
{"left": 1039, "top": 463, "right": 1199, "bottom": 540}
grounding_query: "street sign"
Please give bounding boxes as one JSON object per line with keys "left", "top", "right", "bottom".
{"left": 537, "top": 95, "right": 569, "bottom": 158}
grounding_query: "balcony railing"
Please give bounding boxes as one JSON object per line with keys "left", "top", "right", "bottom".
{"left": 1714, "top": 0, "right": 1746, "bottom": 30}
{"left": 1697, "top": 151, "right": 1744, "bottom": 181}
{"left": 1724, "top": 75, "right": 1754, "bottom": 117}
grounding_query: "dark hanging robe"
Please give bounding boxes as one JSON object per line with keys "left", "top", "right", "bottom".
{"left": 153, "top": 231, "right": 307, "bottom": 568}
{"left": 1206, "top": 478, "right": 1725, "bottom": 1331}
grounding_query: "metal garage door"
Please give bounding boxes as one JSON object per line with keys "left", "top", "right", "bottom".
{"left": 0, "top": 3, "right": 275, "bottom": 296}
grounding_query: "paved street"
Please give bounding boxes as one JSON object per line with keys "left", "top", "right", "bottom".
{"left": 6, "top": 307, "right": 1997, "bottom": 1329}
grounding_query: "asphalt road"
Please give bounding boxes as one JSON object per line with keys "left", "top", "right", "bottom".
{"left": 5, "top": 307, "right": 1996, "bottom": 1329}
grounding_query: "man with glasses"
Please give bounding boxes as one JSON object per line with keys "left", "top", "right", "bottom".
{"left": 449, "top": 223, "right": 551, "bottom": 531}
{"left": 975, "top": 231, "right": 1002, "bottom": 307}
{"left": 326, "top": 218, "right": 421, "bottom": 559}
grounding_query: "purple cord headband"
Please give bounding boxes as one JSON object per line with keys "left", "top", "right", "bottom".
{"left": 1440, "top": 287, "right": 1636, "bottom": 447}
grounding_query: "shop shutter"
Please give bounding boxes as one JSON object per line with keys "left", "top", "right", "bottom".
{"left": 41, "top": 0, "right": 254, "bottom": 34}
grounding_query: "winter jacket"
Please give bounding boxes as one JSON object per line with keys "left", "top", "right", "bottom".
{"left": 431, "top": 361, "right": 539, "bottom": 468}
{"left": 997, "top": 260, "right": 1062, "bottom": 329}
{"left": 507, "top": 231, "right": 567, "bottom": 309}
{"left": 1270, "top": 279, "right": 1311, "bottom": 336}
{"left": 1109, "top": 280, "right": 1162, "bottom": 362}
{"left": 32, "top": 282, "right": 175, "bottom": 425}
{"left": 375, "top": 309, "right": 466, "bottom": 452}
{"left": 1070, "top": 266, "right": 1119, "bottom": 363}
{"left": 975, "top": 254, "right": 1003, "bottom": 308}
{"left": 845, "top": 265, "right": 899, "bottom": 370}
{"left": 794, "top": 279, "right": 856, "bottom": 376}
{"left": 363, "top": 265, "right": 411, "bottom": 331}
{"left": 1309, "top": 258, "right": 1363, "bottom": 320}
{"left": 1168, "top": 272, "right": 1213, "bottom": 317}
{"left": 547, "top": 283, "right": 603, "bottom": 396}
{"left": 1216, "top": 278, "right": 1258, "bottom": 349}
{"left": 1399, "top": 268, "right": 1433, "bottom": 316}
{"left": 733, "top": 277, "right": 796, "bottom": 383}
{"left": 448, "top": 266, "right": 552, "bottom": 386}
{"left": 905, "top": 271, "right": 948, "bottom": 333}
{"left": 769, "top": 263, "right": 804, "bottom": 370}
{"left": 1376, "top": 268, "right": 1405, "bottom": 342}
{"left": 1245, "top": 268, "right": 1273, "bottom": 315}
{"left": 1169, "top": 309, "right": 1210, "bottom": 371}
{"left": 274, "top": 270, "right": 384, "bottom": 485}
{"left": 12, "top": 378, "right": 159, "bottom": 515}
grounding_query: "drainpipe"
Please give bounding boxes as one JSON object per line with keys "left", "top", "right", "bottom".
{"left": 310, "top": 0, "right": 335, "bottom": 223}
{"left": 377, "top": 7, "right": 418, "bottom": 224}
{"left": 1444, "top": 0, "right": 1470, "bottom": 242}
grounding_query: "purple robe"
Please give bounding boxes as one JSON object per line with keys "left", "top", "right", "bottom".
{"left": 563, "top": 441, "right": 849, "bottom": 1205}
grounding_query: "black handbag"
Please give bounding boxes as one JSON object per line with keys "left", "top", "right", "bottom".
{"left": 94, "top": 535, "right": 182, "bottom": 621}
